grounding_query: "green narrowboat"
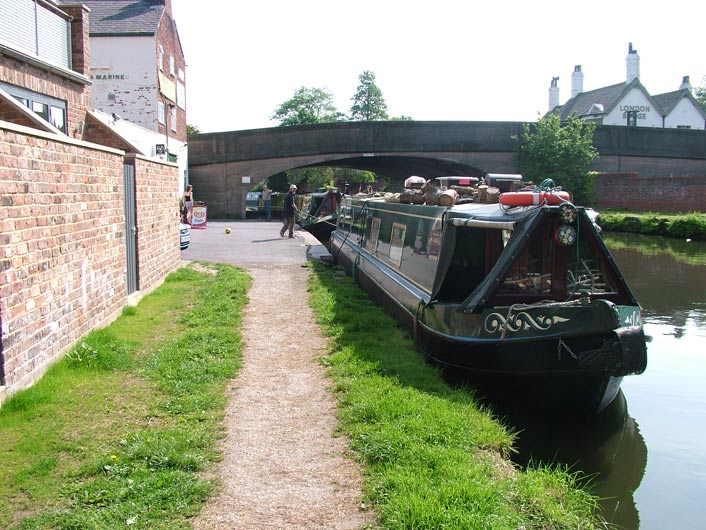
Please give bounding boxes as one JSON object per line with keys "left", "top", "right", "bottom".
{"left": 329, "top": 181, "right": 647, "bottom": 415}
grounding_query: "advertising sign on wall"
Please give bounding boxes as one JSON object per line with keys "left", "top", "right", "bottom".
{"left": 191, "top": 203, "right": 207, "bottom": 229}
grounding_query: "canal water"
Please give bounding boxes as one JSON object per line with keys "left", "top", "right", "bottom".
{"left": 503, "top": 233, "right": 706, "bottom": 530}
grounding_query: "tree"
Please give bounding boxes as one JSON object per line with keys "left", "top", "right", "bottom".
{"left": 694, "top": 76, "right": 706, "bottom": 113}
{"left": 286, "top": 167, "right": 336, "bottom": 190}
{"left": 186, "top": 123, "right": 201, "bottom": 135}
{"left": 271, "top": 87, "right": 345, "bottom": 126}
{"left": 350, "top": 70, "right": 388, "bottom": 121}
{"left": 284, "top": 167, "right": 377, "bottom": 191}
{"left": 517, "top": 114, "right": 598, "bottom": 205}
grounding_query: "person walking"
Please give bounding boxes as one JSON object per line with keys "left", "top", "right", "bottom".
{"left": 183, "top": 184, "right": 194, "bottom": 224}
{"left": 261, "top": 184, "right": 273, "bottom": 221}
{"left": 280, "top": 184, "right": 298, "bottom": 238}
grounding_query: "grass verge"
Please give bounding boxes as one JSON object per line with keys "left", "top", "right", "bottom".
{"left": 0, "top": 263, "right": 249, "bottom": 530}
{"left": 3, "top": 258, "right": 603, "bottom": 529}
{"left": 598, "top": 209, "right": 706, "bottom": 240}
{"left": 307, "top": 262, "right": 602, "bottom": 529}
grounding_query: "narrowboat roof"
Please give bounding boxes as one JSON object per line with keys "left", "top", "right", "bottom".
{"left": 352, "top": 196, "right": 567, "bottom": 225}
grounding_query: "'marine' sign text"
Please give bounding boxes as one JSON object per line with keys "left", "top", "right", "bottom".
{"left": 91, "top": 74, "right": 126, "bottom": 80}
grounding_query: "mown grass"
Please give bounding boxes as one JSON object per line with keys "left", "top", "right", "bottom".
{"left": 0, "top": 264, "right": 249, "bottom": 530}
{"left": 3, "top": 258, "right": 603, "bottom": 529}
{"left": 308, "top": 262, "right": 602, "bottom": 529}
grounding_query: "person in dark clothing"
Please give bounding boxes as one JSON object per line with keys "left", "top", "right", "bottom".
{"left": 280, "top": 184, "right": 299, "bottom": 238}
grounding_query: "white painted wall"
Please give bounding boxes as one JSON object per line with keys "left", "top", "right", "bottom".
{"left": 664, "top": 98, "right": 706, "bottom": 129}
{"left": 603, "top": 87, "right": 663, "bottom": 128}
{"left": 89, "top": 36, "right": 159, "bottom": 132}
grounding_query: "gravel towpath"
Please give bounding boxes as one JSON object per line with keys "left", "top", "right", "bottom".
{"left": 192, "top": 263, "right": 373, "bottom": 529}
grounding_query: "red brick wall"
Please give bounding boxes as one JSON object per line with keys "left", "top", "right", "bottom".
{"left": 0, "top": 124, "right": 126, "bottom": 399}
{"left": 0, "top": 100, "right": 38, "bottom": 129}
{"left": 61, "top": 4, "right": 91, "bottom": 77}
{"left": 0, "top": 124, "right": 182, "bottom": 403}
{"left": 0, "top": 56, "right": 89, "bottom": 140}
{"left": 85, "top": 113, "right": 138, "bottom": 152}
{"left": 594, "top": 173, "right": 706, "bottom": 212}
{"left": 130, "top": 155, "right": 181, "bottom": 292}
{"left": 156, "top": 8, "right": 186, "bottom": 142}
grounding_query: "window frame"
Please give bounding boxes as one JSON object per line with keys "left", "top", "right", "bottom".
{"left": 1, "top": 81, "right": 67, "bottom": 133}
{"left": 158, "top": 101, "right": 166, "bottom": 124}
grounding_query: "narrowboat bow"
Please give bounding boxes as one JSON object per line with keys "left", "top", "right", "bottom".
{"left": 329, "top": 182, "right": 647, "bottom": 415}
{"left": 297, "top": 188, "right": 342, "bottom": 245}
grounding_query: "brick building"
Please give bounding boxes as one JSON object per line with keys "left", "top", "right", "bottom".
{"left": 80, "top": 0, "right": 189, "bottom": 186}
{"left": 1, "top": 0, "right": 183, "bottom": 404}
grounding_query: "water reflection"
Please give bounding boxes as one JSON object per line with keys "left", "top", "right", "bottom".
{"left": 604, "top": 233, "right": 706, "bottom": 330}
{"left": 483, "top": 234, "right": 706, "bottom": 530}
{"left": 493, "top": 391, "right": 646, "bottom": 529}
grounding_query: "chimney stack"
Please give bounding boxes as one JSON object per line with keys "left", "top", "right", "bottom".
{"left": 548, "top": 77, "right": 560, "bottom": 112}
{"left": 571, "top": 65, "right": 583, "bottom": 98}
{"left": 626, "top": 42, "right": 640, "bottom": 83}
{"left": 680, "top": 76, "right": 692, "bottom": 92}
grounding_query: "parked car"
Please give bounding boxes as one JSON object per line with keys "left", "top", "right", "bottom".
{"left": 246, "top": 191, "right": 261, "bottom": 213}
{"left": 180, "top": 222, "right": 191, "bottom": 250}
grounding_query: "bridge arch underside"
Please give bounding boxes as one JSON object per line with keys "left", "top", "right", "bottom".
{"left": 189, "top": 151, "right": 517, "bottom": 219}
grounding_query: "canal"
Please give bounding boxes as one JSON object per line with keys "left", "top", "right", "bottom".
{"left": 503, "top": 233, "right": 706, "bottom": 529}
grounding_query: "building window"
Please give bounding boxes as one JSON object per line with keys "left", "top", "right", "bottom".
{"left": 171, "top": 106, "right": 177, "bottom": 132}
{"left": 169, "top": 55, "right": 175, "bottom": 76}
{"left": 32, "top": 101, "right": 49, "bottom": 121}
{"left": 159, "top": 44, "right": 164, "bottom": 71}
{"left": 2, "top": 81, "right": 67, "bottom": 133}
{"left": 50, "top": 105, "right": 66, "bottom": 131}
{"left": 158, "top": 101, "right": 165, "bottom": 124}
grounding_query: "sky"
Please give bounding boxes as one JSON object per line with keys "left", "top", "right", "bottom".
{"left": 171, "top": 0, "right": 706, "bottom": 134}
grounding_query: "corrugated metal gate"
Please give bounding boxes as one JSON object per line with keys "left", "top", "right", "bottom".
{"left": 123, "top": 162, "right": 138, "bottom": 294}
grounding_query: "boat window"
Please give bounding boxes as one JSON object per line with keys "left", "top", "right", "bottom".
{"left": 496, "top": 215, "right": 619, "bottom": 298}
{"left": 502, "top": 229, "right": 512, "bottom": 247}
{"left": 367, "top": 217, "right": 381, "bottom": 253}
{"left": 436, "top": 227, "right": 492, "bottom": 302}
{"left": 499, "top": 224, "right": 555, "bottom": 294}
{"left": 389, "top": 222, "right": 406, "bottom": 266}
{"left": 566, "top": 234, "right": 619, "bottom": 296}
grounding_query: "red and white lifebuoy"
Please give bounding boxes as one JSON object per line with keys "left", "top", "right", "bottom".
{"left": 499, "top": 191, "right": 571, "bottom": 207}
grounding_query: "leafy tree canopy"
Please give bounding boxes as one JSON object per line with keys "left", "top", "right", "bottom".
{"left": 186, "top": 123, "right": 201, "bottom": 135}
{"left": 694, "top": 76, "right": 706, "bottom": 113}
{"left": 267, "top": 173, "right": 291, "bottom": 192}
{"left": 285, "top": 167, "right": 376, "bottom": 190}
{"left": 517, "top": 114, "right": 598, "bottom": 205}
{"left": 350, "top": 70, "right": 389, "bottom": 121}
{"left": 271, "top": 86, "right": 345, "bottom": 126}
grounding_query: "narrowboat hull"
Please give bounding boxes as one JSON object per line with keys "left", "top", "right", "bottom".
{"left": 330, "top": 196, "right": 647, "bottom": 416}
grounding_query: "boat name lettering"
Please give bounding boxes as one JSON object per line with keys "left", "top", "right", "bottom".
{"left": 623, "top": 311, "right": 640, "bottom": 327}
{"left": 484, "top": 312, "right": 571, "bottom": 334}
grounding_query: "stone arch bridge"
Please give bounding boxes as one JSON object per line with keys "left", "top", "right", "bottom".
{"left": 187, "top": 121, "right": 706, "bottom": 218}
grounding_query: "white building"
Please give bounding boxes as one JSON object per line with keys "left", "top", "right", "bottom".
{"left": 548, "top": 43, "right": 706, "bottom": 130}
